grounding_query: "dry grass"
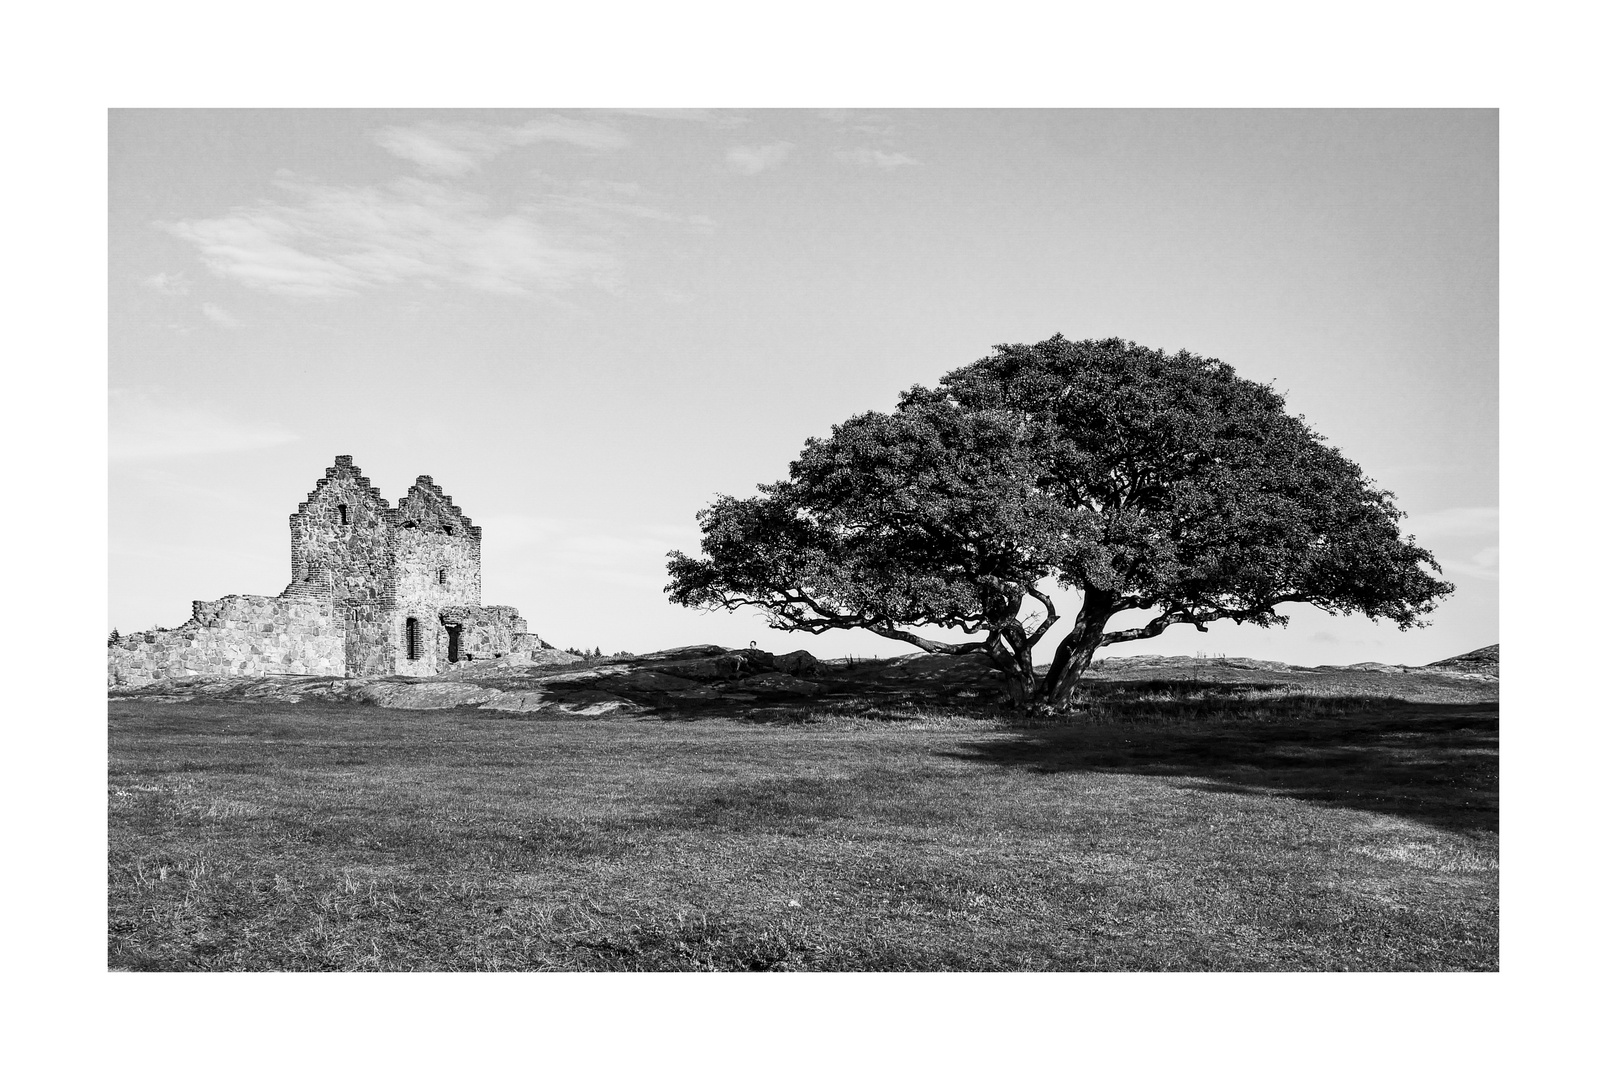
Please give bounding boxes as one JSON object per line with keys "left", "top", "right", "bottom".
{"left": 109, "top": 680, "right": 1497, "bottom": 971}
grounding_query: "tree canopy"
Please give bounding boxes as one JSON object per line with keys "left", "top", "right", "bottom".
{"left": 666, "top": 336, "right": 1454, "bottom": 710}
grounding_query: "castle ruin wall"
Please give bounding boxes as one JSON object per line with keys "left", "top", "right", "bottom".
{"left": 111, "top": 455, "right": 543, "bottom": 685}
{"left": 107, "top": 594, "right": 344, "bottom": 688}
{"left": 288, "top": 462, "right": 395, "bottom": 604}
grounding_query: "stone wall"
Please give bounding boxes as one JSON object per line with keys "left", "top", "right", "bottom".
{"left": 108, "top": 594, "right": 344, "bottom": 688}
{"left": 456, "top": 605, "right": 526, "bottom": 664}
{"left": 393, "top": 525, "right": 481, "bottom": 610}
{"left": 393, "top": 476, "right": 482, "bottom": 609}
{"left": 389, "top": 607, "right": 434, "bottom": 677}
{"left": 287, "top": 457, "right": 397, "bottom": 605}
{"left": 386, "top": 603, "right": 536, "bottom": 676}
{"left": 342, "top": 602, "right": 392, "bottom": 677}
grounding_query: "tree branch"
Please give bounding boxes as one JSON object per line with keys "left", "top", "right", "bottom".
{"left": 1098, "top": 592, "right": 1316, "bottom": 646}
{"left": 1022, "top": 583, "right": 1060, "bottom": 647}
{"left": 695, "top": 587, "right": 992, "bottom": 655}
{"left": 871, "top": 620, "right": 992, "bottom": 655}
{"left": 1099, "top": 609, "right": 1201, "bottom": 645}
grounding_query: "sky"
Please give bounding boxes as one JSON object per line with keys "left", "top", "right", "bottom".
{"left": 109, "top": 108, "right": 1497, "bottom": 666}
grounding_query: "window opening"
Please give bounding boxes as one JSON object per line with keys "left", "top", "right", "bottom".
{"left": 438, "top": 568, "right": 448, "bottom": 585}
{"left": 443, "top": 526, "right": 454, "bottom": 536}
{"left": 337, "top": 504, "right": 349, "bottom": 526}
{"left": 405, "top": 617, "right": 421, "bottom": 661}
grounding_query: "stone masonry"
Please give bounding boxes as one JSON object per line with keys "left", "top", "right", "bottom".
{"left": 109, "top": 456, "right": 545, "bottom": 687}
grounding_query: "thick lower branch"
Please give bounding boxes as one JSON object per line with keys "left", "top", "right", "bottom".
{"left": 1099, "top": 610, "right": 1202, "bottom": 645}
{"left": 697, "top": 592, "right": 994, "bottom": 655}
{"left": 869, "top": 621, "right": 993, "bottom": 656}
{"left": 1098, "top": 592, "right": 1313, "bottom": 646}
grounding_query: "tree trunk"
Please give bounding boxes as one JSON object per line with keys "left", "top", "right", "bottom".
{"left": 985, "top": 620, "right": 1038, "bottom": 708}
{"left": 1043, "top": 592, "right": 1114, "bottom": 712}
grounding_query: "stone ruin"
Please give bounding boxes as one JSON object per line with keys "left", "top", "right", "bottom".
{"left": 108, "top": 455, "right": 547, "bottom": 688}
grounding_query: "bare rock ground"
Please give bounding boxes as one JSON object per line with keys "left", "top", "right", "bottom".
{"left": 1424, "top": 644, "right": 1499, "bottom": 677}
{"left": 109, "top": 642, "right": 1498, "bottom": 714}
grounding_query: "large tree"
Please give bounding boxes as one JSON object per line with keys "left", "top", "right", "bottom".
{"left": 666, "top": 336, "right": 1453, "bottom": 711}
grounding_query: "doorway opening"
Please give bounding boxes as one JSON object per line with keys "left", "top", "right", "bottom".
{"left": 446, "top": 624, "right": 462, "bottom": 663}
{"left": 405, "top": 617, "right": 421, "bottom": 661}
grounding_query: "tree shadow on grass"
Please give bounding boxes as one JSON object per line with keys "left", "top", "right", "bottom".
{"left": 940, "top": 683, "right": 1498, "bottom": 836}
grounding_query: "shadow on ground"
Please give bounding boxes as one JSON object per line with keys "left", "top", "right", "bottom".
{"left": 941, "top": 683, "right": 1498, "bottom": 836}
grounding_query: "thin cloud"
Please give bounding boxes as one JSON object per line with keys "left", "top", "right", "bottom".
{"left": 604, "top": 108, "right": 749, "bottom": 127}
{"left": 836, "top": 148, "right": 919, "bottom": 170}
{"left": 372, "top": 128, "right": 483, "bottom": 178}
{"left": 547, "top": 184, "right": 695, "bottom": 226}
{"left": 1440, "top": 545, "right": 1499, "bottom": 582}
{"left": 1402, "top": 506, "right": 1498, "bottom": 538}
{"left": 372, "top": 116, "right": 629, "bottom": 177}
{"left": 540, "top": 183, "right": 716, "bottom": 232}
{"left": 200, "top": 302, "right": 242, "bottom": 328}
{"left": 817, "top": 110, "right": 901, "bottom": 138}
{"left": 477, "top": 514, "right": 698, "bottom": 590}
{"left": 725, "top": 142, "right": 793, "bottom": 176}
{"left": 144, "top": 271, "right": 191, "bottom": 295}
{"left": 163, "top": 175, "right": 618, "bottom": 300}
{"left": 1401, "top": 506, "right": 1497, "bottom": 582}
{"left": 111, "top": 390, "right": 299, "bottom": 461}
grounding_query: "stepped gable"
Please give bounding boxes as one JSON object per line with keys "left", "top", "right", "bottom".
{"left": 289, "top": 454, "right": 390, "bottom": 519}
{"left": 392, "top": 474, "right": 482, "bottom": 540}
{"left": 285, "top": 455, "right": 397, "bottom": 601}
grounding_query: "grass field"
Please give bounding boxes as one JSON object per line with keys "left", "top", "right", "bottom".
{"left": 108, "top": 678, "right": 1497, "bottom": 971}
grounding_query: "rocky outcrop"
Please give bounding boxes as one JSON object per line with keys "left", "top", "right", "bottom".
{"left": 357, "top": 682, "right": 505, "bottom": 709}
{"left": 1090, "top": 648, "right": 1500, "bottom": 681}
{"left": 108, "top": 639, "right": 1499, "bottom": 714}
{"left": 108, "top": 645, "right": 1002, "bottom": 714}
{"left": 1426, "top": 645, "right": 1499, "bottom": 677}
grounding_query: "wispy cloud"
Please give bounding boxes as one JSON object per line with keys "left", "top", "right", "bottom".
{"left": 200, "top": 302, "right": 242, "bottom": 328}
{"left": 478, "top": 514, "right": 698, "bottom": 590}
{"left": 1402, "top": 506, "right": 1498, "bottom": 539}
{"left": 817, "top": 110, "right": 901, "bottom": 138}
{"left": 603, "top": 108, "right": 749, "bottom": 127}
{"left": 111, "top": 390, "right": 300, "bottom": 461}
{"left": 725, "top": 142, "right": 793, "bottom": 176}
{"left": 1402, "top": 506, "right": 1498, "bottom": 582}
{"left": 144, "top": 271, "right": 191, "bottom": 295}
{"left": 372, "top": 116, "right": 629, "bottom": 178}
{"left": 542, "top": 178, "right": 711, "bottom": 228}
{"left": 163, "top": 175, "right": 618, "bottom": 300}
{"left": 836, "top": 148, "right": 919, "bottom": 171}
{"left": 1440, "top": 545, "right": 1499, "bottom": 582}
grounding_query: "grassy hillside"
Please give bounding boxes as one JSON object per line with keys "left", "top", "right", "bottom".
{"left": 109, "top": 671, "right": 1497, "bottom": 971}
